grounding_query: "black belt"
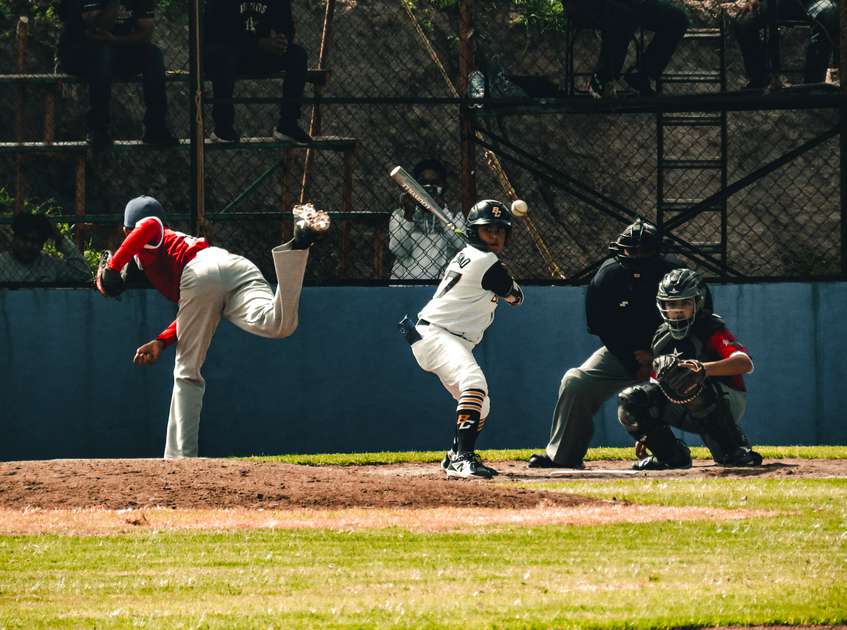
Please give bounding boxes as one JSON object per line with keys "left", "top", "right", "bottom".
{"left": 417, "top": 318, "right": 472, "bottom": 342}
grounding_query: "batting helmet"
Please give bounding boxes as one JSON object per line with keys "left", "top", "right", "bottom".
{"left": 656, "top": 268, "right": 707, "bottom": 339}
{"left": 609, "top": 218, "right": 660, "bottom": 267}
{"left": 467, "top": 199, "right": 512, "bottom": 250}
{"left": 124, "top": 195, "right": 166, "bottom": 228}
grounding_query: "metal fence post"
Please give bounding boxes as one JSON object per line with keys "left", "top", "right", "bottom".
{"left": 189, "top": 0, "right": 206, "bottom": 235}
{"left": 459, "top": 0, "right": 477, "bottom": 213}
{"left": 841, "top": 0, "right": 847, "bottom": 276}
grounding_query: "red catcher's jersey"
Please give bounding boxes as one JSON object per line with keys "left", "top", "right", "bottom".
{"left": 110, "top": 217, "right": 209, "bottom": 303}
{"left": 703, "top": 327, "right": 750, "bottom": 392}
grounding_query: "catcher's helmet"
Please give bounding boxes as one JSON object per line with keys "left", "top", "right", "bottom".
{"left": 467, "top": 199, "right": 512, "bottom": 250}
{"left": 657, "top": 268, "right": 706, "bottom": 339}
{"left": 609, "top": 218, "right": 660, "bottom": 267}
{"left": 124, "top": 195, "right": 166, "bottom": 228}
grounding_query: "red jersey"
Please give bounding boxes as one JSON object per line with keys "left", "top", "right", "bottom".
{"left": 109, "top": 217, "right": 209, "bottom": 346}
{"left": 651, "top": 314, "right": 751, "bottom": 392}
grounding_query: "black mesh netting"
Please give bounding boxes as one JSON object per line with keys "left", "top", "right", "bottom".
{"left": 0, "top": 0, "right": 842, "bottom": 285}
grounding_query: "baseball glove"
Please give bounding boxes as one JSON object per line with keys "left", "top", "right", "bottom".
{"left": 95, "top": 250, "right": 125, "bottom": 298}
{"left": 652, "top": 352, "right": 707, "bottom": 404}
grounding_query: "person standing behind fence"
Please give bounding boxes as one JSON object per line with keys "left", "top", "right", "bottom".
{"left": 388, "top": 159, "right": 466, "bottom": 281}
{"left": 0, "top": 213, "right": 90, "bottom": 283}
{"left": 57, "top": 0, "right": 178, "bottom": 149}
{"left": 733, "top": 0, "right": 839, "bottom": 90}
{"left": 203, "top": 0, "right": 310, "bottom": 143}
{"left": 564, "top": 0, "right": 689, "bottom": 98}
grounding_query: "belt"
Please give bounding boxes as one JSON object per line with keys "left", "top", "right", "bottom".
{"left": 417, "top": 318, "right": 472, "bottom": 342}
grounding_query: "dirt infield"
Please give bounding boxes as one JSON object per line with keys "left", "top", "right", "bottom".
{"left": 0, "top": 457, "right": 842, "bottom": 535}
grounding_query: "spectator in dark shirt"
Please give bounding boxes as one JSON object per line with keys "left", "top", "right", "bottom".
{"left": 58, "top": 0, "right": 177, "bottom": 149}
{"left": 204, "top": 0, "right": 310, "bottom": 143}
{"left": 0, "top": 213, "right": 90, "bottom": 283}
{"left": 528, "top": 219, "right": 686, "bottom": 469}
{"left": 734, "top": 0, "right": 839, "bottom": 89}
{"left": 565, "top": 0, "right": 688, "bottom": 98}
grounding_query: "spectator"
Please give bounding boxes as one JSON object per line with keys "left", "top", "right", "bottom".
{"left": 57, "top": 0, "right": 177, "bottom": 149}
{"left": 734, "top": 0, "right": 839, "bottom": 89}
{"left": 204, "top": 0, "right": 310, "bottom": 143}
{"left": 564, "top": 0, "right": 689, "bottom": 98}
{"left": 388, "top": 159, "right": 466, "bottom": 281}
{"left": 0, "top": 213, "right": 90, "bottom": 283}
{"left": 528, "top": 219, "right": 686, "bottom": 469}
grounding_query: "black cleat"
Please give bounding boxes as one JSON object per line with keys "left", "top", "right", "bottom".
{"left": 444, "top": 451, "right": 494, "bottom": 479}
{"left": 210, "top": 127, "right": 241, "bottom": 143}
{"left": 719, "top": 448, "right": 763, "bottom": 467}
{"left": 633, "top": 455, "right": 692, "bottom": 471}
{"left": 291, "top": 203, "right": 331, "bottom": 249}
{"left": 528, "top": 453, "right": 556, "bottom": 468}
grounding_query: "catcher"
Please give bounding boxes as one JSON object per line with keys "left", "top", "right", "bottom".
{"left": 96, "top": 195, "right": 330, "bottom": 459}
{"left": 617, "top": 268, "right": 762, "bottom": 469}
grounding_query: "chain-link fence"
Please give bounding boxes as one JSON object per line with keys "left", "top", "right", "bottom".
{"left": 0, "top": 0, "right": 843, "bottom": 287}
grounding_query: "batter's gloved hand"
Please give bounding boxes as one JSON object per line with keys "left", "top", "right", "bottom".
{"left": 653, "top": 352, "right": 707, "bottom": 404}
{"left": 95, "top": 250, "right": 126, "bottom": 298}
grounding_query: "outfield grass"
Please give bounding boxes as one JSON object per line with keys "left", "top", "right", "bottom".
{"left": 0, "top": 451, "right": 845, "bottom": 629}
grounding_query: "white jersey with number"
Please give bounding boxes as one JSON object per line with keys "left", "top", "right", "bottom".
{"left": 418, "top": 245, "right": 501, "bottom": 345}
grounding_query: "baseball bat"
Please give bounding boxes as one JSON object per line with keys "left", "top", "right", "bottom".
{"left": 389, "top": 166, "right": 466, "bottom": 238}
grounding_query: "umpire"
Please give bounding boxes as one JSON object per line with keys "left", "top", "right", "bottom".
{"left": 528, "top": 219, "right": 684, "bottom": 469}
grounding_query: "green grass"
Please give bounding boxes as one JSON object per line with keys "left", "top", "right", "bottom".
{"left": 0, "top": 453, "right": 845, "bottom": 628}
{"left": 251, "top": 444, "right": 847, "bottom": 466}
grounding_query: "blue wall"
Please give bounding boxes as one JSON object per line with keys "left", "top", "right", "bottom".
{"left": 1, "top": 282, "right": 845, "bottom": 460}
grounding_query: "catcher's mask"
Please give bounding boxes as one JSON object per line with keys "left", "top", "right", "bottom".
{"left": 467, "top": 199, "right": 512, "bottom": 251}
{"left": 124, "top": 195, "right": 166, "bottom": 229}
{"left": 657, "top": 268, "right": 706, "bottom": 339}
{"left": 609, "top": 218, "right": 660, "bottom": 268}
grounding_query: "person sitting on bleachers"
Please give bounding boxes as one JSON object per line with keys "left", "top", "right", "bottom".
{"left": 734, "top": 0, "right": 839, "bottom": 89}
{"left": 203, "top": 0, "right": 310, "bottom": 143}
{"left": 57, "top": 0, "right": 178, "bottom": 149}
{"left": 0, "top": 213, "right": 90, "bottom": 283}
{"left": 563, "top": 0, "right": 689, "bottom": 98}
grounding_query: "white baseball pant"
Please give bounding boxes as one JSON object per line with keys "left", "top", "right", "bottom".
{"left": 411, "top": 324, "right": 491, "bottom": 419}
{"left": 164, "top": 243, "right": 308, "bottom": 459}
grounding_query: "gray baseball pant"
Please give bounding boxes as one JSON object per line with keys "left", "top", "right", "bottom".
{"left": 545, "top": 346, "right": 643, "bottom": 466}
{"left": 164, "top": 243, "right": 308, "bottom": 459}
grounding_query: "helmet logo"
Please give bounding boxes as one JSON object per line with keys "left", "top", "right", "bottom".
{"left": 491, "top": 206, "right": 502, "bottom": 218}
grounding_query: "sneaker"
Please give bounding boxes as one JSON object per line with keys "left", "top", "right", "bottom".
{"left": 444, "top": 451, "right": 494, "bottom": 479}
{"left": 587, "top": 74, "right": 615, "bottom": 100}
{"left": 210, "top": 127, "right": 240, "bottom": 143}
{"left": 273, "top": 121, "right": 312, "bottom": 143}
{"left": 633, "top": 455, "right": 692, "bottom": 471}
{"left": 86, "top": 128, "right": 113, "bottom": 150}
{"left": 443, "top": 450, "right": 498, "bottom": 476}
{"left": 291, "top": 202, "right": 331, "bottom": 249}
{"left": 623, "top": 68, "right": 656, "bottom": 97}
{"left": 143, "top": 128, "right": 180, "bottom": 147}
{"left": 719, "top": 448, "right": 763, "bottom": 467}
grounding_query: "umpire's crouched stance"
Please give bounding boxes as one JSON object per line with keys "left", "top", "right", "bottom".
{"left": 618, "top": 268, "right": 762, "bottom": 470}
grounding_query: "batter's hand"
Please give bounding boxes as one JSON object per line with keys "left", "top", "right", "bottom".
{"left": 133, "top": 340, "right": 164, "bottom": 366}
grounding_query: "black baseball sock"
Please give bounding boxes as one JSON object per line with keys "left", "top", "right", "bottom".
{"left": 455, "top": 388, "right": 486, "bottom": 454}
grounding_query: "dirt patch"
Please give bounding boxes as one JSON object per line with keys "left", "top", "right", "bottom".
{"left": 0, "top": 458, "right": 841, "bottom": 535}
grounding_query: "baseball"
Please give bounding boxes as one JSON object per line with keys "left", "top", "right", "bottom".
{"left": 511, "top": 199, "right": 528, "bottom": 217}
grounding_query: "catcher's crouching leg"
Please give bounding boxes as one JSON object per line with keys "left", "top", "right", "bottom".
{"left": 688, "top": 383, "right": 762, "bottom": 467}
{"left": 618, "top": 384, "right": 692, "bottom": 470}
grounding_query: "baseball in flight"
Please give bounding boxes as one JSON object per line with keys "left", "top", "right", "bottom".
{"left": 511, "top": 199, "right": 528, "bottom": 217}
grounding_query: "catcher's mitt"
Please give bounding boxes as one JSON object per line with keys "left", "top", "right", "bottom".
{"left": 652, "top": 352, "right": 706, "bottom": 404}
{"left": 95, "top": 250, "right": 126, "bottom": 298}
